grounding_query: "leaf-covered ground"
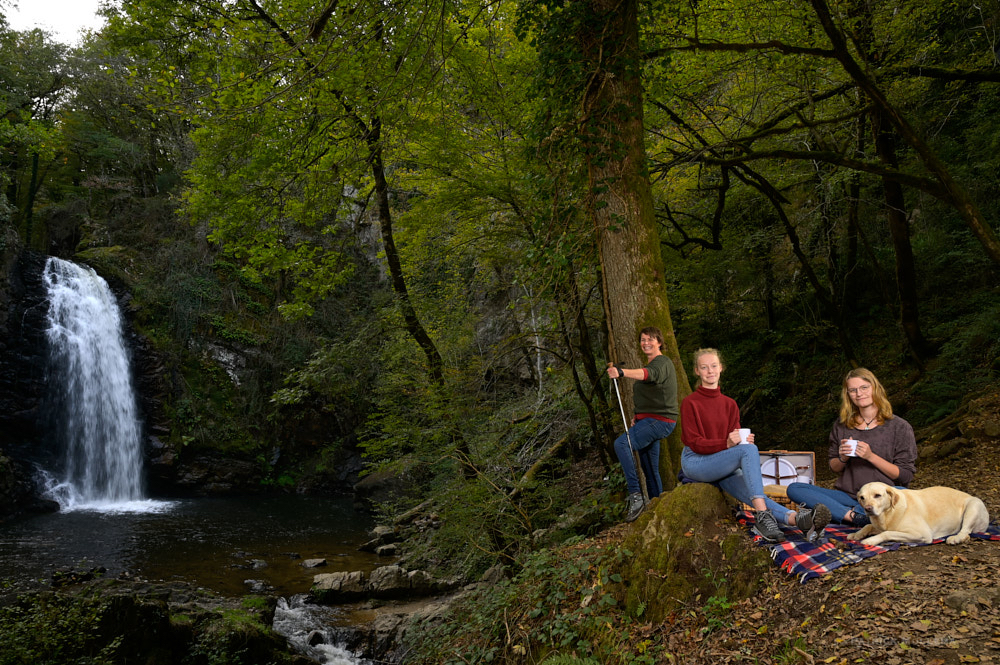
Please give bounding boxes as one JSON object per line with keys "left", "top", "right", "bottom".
{"left": 644, "top": 390, "right": 1000, "bottom": 664}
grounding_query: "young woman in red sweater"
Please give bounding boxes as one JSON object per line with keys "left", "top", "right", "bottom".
{"left": 680, "top": 348, "right": 830, "bottom": 543}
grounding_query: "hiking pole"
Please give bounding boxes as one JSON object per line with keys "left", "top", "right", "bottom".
{"left": 609, "top": 364, "right": 648, "bottom": 504}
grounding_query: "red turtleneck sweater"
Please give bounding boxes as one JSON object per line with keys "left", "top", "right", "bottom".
{"left": 681, "top": 385, "right": 741, "bottom": 455}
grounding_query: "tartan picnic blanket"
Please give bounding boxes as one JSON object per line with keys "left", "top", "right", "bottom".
{"left": 736, "top": 509, "right": 1000, "bottom": 583}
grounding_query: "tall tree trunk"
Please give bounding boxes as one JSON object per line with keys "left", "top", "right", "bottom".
{"left": 366, "top": 118, "right": 445, "bottom": 385}
{"left": 578, "top": 0, "right": 690, "bottom": 489}
{"left": 871, "top": 109, "right": 929, "bottom": 364}
{"left": 366, "top": 122, "right": 478, "bottom": 478}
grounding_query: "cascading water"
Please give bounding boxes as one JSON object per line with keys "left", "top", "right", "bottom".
{"left": 42, "top": 257, "right": 146, "bottom": 510}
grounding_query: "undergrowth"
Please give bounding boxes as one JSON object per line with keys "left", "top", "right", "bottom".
{"left": 401, "top": 536, "right": 673, "bottom": 664}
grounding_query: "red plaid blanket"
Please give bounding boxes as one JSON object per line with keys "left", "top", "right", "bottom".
{"left": 737, "top": 509, "right": 1000, "bottom": 583}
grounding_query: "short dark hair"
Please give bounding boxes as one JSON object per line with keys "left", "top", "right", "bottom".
{"left": 639, "top": 326, "right": 664, "bottom": 350}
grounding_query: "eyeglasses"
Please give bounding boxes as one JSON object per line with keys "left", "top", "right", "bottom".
{"left": 847, "top": 384, "right": 872, "bottom": 395}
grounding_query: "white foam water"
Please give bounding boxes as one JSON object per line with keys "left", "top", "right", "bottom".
{"left": 42, "top": 257, "right": 169, "bottom": 513}
{"left": 273, "top": 595, "right": 369, "bottom": 664}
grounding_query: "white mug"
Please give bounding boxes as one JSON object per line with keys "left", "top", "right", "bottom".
{"left": 845, "top": 438, "right": 858, "bottom": 456}
{"left": 738, "top": 428, "right": 751, "bottom": 444}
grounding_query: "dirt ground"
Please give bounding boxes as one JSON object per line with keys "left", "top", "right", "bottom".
{"left": 657, "top": 391, "right": 1000, "bottom": 664}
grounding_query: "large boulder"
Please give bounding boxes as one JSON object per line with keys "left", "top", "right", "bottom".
{"left": 311, "top": 565, "right": 459, "bottom": 604}
{"left": 311, "top": 571, "right": 368, "bottom": 602}
{"left": 617, "top": 482, "right": 772, "bottom": 623}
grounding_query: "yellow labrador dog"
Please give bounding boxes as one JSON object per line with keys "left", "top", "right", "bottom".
{"left": 848, "top": 482, "right": 990, "bottom": 546}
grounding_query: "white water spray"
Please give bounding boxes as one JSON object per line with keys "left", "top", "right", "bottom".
{"left": 43, "top": 257, "right": 146, "bottom": 510}
{"left": 273, "top": 595, "right": 370, "bottom": 664}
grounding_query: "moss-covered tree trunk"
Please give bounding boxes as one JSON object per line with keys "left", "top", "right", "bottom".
{"left": 577, "top": 0, "right": 690, "bottom": 488}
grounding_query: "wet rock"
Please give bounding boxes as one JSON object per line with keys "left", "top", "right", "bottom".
{"left": 406, "top": 570, "right": 435, "bottom": 595}
{"left": 306, "top": 630, "right": 325, "bottom": 646}
{"left": 374, "top": 544, "right": 399, "bottom": 556}
{"left": 311, "top": 566, "right": 459, "bottom": 604}
{"left": 353, "top": 461, "right": 423, "bottom": 507}
{"left": 0, "top": 250, "right": 52, "bottom": 520}
{"left": 243, "top": 579, "right": 273, "bottom": 594}
{"left": 52, "top": 566, "right": 108, "bottom": 587}
{"left": 479, "top": 564, "right": 506, "bottom": 585}
{"left": 302, "top": 558, "right": 327, "bottom": 568}
{"left": 369, "top": 565, "right": 409, "bottom": 597}
{"left": 172, "top": 455, "right": 263, "bottom": 495}
{"left": 312, "top": 571, "right": 368, "bottom": 602}
{"left": 359, "top": 525, "right": 397, "bottom": 552}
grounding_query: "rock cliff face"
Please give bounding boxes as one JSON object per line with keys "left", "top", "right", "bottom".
{"left": 0, "top": 249, "right": 56, "bottom": 519}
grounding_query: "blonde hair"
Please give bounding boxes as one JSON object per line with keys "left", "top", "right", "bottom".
{"left": 691, "top": 348, "right": 723, "bottom": 388}
{"left": 838, "top": 367, "right": 894, "bottom": 427}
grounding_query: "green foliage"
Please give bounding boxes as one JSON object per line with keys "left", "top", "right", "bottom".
{"left": 775, "top": 636, "right": 812, "bottom": 664}
{"left": 403, "top": 538, "right": 668, "bottom": 665}
{"left": 907, "top": 299, "right": 1000, "bottom": 425}
{"left": 0, "top": 591, "right": 122, "bottom": 665}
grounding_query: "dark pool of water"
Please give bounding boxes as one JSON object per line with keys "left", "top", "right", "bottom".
{"left": 0, "top": 495, "right": 384, "bottom": 596}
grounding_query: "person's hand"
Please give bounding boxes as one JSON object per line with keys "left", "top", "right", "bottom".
{"left": 838, "top": 439, "right": 853, "bottom": 460}
{"left": 746, "top": 433, "right": 755, "bottom": 445}
{"left": 606, "top": 363, "right": 624, "bottom": 379}
{"left": 854, "top": 440, "right": 871, "bottom": 460}
{"left": 727, "top": 430, "right": 742, "bottom": 447}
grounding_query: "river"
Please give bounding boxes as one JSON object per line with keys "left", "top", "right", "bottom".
{"left": 0, "top": 495, "right": 383, "bottom": 663}
{"left": 0, "top": 495, "right": 380, "bottom": 595}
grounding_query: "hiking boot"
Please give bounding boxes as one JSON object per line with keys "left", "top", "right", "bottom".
{"left": 847, "top": 509, "right": 870, "bottom": 528}
{"left": 753, "top": 509, "right": 786, "bottom": 543}
{"left": 624, "top": 492, "right": 646, "bottom": 522}
{"left": 796, "top": 503, "right": 831, "bottom": 542}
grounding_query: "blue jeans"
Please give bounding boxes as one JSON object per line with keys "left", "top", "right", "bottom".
{"left": 681, "top": 445, "right": 793, "bottom": 524}
{"left": 786, "top": 483, "right": 865, "bottom": 524}
{"left": 614, "top": 418, "right": 675, "bottom": 497}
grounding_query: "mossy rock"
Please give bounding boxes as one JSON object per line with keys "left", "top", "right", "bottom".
{"left": 616, "top": 482, "right": 771, "bottom": 622}
{"left": 74, "top": 245, "right": 140, "bottom": 289}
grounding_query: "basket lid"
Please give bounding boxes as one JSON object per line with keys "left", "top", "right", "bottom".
{"left": 760, "top": 457, "right": 798, "bottom": 486}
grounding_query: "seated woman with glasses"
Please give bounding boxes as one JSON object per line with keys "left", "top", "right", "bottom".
{"left": 786, "top": 367, "right": 918, "bottom": 527}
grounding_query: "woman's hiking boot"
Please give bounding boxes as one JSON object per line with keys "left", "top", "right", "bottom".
{"left": 847, "top": 509, "right": 870, "bottom": 528}
{"left": 796, "top": 503, "right": 831, "bottom": 542}
{"left": 625, "top": 492, "right": 646, "bottom": 522}
{"left": 752, "top": 509, "right": 786, "bottom": 543}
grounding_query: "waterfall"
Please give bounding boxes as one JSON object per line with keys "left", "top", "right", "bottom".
{"left": 42, "top": 257, "right": 145, "bottom": 510}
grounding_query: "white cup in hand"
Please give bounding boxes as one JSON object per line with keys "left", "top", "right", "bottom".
{"left": 738, "top": 428, "right": 751, "bottom": 445}
{"left": 845, "top": 438, "right": 858, "bottom": 456}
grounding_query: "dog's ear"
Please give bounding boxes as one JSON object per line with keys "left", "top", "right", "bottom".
{"left": 887, "top": 487, "right": 900, "bottom": 508}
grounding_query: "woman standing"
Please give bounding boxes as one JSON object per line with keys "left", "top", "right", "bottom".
{"left": 786, "top": 368, "right": 917, "bottom": 526}
{"left": 605, "top": 327, "right": 678, "bottom": 522}
{"left": 680, "top": 349, "right": 830, "bottom": 543}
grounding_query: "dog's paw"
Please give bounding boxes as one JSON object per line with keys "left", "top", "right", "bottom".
{"left": 846, "top": 532, "right": 861, "bottom": 541}
{"left": 861, "top": 536, "right": 883, "bottom": 546}
{"left": 945, "top": 533, "right": 971, "bottom": 545}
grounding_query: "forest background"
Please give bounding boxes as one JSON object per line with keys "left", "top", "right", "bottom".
{"left": 2, "top": 0, "right": 1000, "bottom": 660}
